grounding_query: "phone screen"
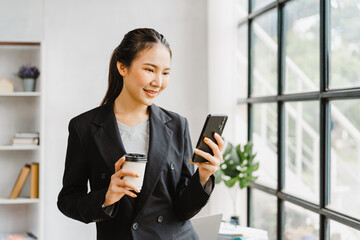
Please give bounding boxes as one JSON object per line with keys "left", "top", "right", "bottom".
{"left": 192, "top": 114, "right": 228, "bottom": 163}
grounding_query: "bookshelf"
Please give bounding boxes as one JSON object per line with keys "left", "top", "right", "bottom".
{"left": 0, "top": 41, "right": 43, "bottom": 238}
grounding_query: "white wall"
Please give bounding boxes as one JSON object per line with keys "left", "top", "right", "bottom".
{"left": 207, "top": 0, "right": 248, "bottom": 226}
{"left": 0, "top": 0, "right": 43, "bottom": 42}
{"left": 43, "top": 0, "right": 209, "bottom": 239}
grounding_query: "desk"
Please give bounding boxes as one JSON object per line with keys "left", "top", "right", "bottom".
{"left": 218, "top": 222, "right": 269, "bottom": 240}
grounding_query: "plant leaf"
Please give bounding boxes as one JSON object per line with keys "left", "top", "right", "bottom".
{"left": 239, "top": 180, "right": 250, "bottom": 189}
{"left": 222, "top": 141, "right": 233, "bottom": 157}
{"left": 236, "top": 144, "right": 246, "bottom": 164}
{"left": 242, "top": 162, "right": 260, "bottom": 174}
{"left": 224, "top": 177, "right": 239, "bottom": 188}
{"left": 214, "top": 169, "right": 223, "bottom": 184}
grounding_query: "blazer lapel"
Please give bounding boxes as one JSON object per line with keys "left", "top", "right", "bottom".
{"left": 92, "top": 103, "right": 126, "bottom": 171}
{"left": 134, "top": 104, "right": 173, "bottom": 217}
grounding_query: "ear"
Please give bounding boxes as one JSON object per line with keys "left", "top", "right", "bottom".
{"left": 117, "top": 61, "right": 127, "bottom": 77}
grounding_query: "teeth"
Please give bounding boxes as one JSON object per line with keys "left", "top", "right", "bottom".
{"left": 145, "top": 90, "right": 156, "bottom": 93}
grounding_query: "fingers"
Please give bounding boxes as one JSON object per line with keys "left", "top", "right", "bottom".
{"left": 114, "top": 168, "right": 139, "bottom": 179}
{"left": 115, "top": 155, "right": 126, "bottom": 172}
{"left": 111, "top": 177, "right": 140, "bottom": 193}
{"left": 190, "top": 159, "right": 218, "bottom": 176}
{"left": 109, "top": 184, "right": 138, "bottom": 198}
{"left": 214, "top": 132, "right": 225, "bottom": 152}
{"left": 193, "top": 148, "right": 219, "bottom": 167}
{"left": 203, "top": 137, "right": 222, "bottom": 159}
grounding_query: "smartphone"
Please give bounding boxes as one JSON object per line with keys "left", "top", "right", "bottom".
{"left": 192, "top": 114, "right": 228, "bottom": 163}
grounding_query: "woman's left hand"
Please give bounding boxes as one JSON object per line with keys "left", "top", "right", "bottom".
{"left": 191, "top": 132, "right": 224, "bottom": 187}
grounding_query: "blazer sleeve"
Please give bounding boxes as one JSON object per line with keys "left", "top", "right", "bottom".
{"left": 57, "top": 118, "right": 113, "bottom": 223}
{"left": 173, "top": 118, "right": 215, "bottom": 220}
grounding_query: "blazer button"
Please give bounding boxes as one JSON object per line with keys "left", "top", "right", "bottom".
{"left": 170, "top": 163, "right": 175, "bottom": 170}
{"left": 132, "top": 222, "right": 139, "bottom": 231}
{"left": 157, "top": 215, "right": 164, "bottom": 223}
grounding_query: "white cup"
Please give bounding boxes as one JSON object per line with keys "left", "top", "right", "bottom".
{"left": 122, "top": 153, "right": 147, "bottom": 191}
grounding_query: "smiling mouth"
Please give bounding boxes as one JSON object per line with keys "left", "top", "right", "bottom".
{"left": 144, "top": 89, "right": 158, "bottom": 94}
{"left": 144, "top": 89, "right": 159, "bottom": 97}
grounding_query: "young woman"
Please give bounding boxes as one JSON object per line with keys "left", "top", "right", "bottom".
{"left": 57, "top": 28, "right": 224, "bottom": 240}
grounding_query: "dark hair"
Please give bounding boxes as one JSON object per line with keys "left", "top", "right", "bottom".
{"left": 100, "top": 28, "right": 172, "bottom": 106}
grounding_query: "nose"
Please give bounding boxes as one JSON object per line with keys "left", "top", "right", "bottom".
{"left": 151, "top": 73, "right": 162, "bottom": 87}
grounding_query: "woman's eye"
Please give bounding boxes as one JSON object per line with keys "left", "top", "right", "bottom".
{"left": 146, "top": 68, "right": 154, "bottom": 72}
{"left": 163, "top": 72, "right": 170, "bottom": 76}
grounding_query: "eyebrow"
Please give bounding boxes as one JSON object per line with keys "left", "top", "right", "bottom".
{"left": 143, "top": 63, "right": 171, "bottom": 71}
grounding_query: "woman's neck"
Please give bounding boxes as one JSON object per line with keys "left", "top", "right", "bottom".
{"left": 113, "top": 93, "right": 149, "bottom": 127}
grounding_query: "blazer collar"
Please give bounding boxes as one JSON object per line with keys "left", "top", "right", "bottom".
{"left": 92, "top": 103, "right": 173, "bottom": 217}
{"left": 135, "top": 104, "right": 173, "bottom": 217}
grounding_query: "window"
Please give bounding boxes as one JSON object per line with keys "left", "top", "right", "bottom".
{"left": 236, "top": 0, "right": 360, "bottom": 239}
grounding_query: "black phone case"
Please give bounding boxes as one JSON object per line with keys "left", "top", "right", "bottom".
{"left": 192, "top": 114, "right": 228, "bottom": 163}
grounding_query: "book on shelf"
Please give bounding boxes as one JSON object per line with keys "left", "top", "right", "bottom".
{"left": 9, "top": 164, "right": 31, "bottom": 199}
{"left": 11, "top": 137, "right": 39, "bottom": 145}
{"left": 14, "top": 132, "right": 39, "bottom": 138}
{"left": 30, "top": 163, "right": 39, "bottom": 198}
{"left": 0, "top": 232, "right": 37, "bottom": 240}
{"left": 11, "top": 132, "right": 40, "bottom": 146}
{"left": 9, "top": 163, "right": 39, "bottom": 199}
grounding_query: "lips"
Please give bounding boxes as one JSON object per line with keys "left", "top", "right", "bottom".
{"left": 144, "top": 89, "right": 159, "bottom": 98}
{"left": 144, "top": 89, "right": 158, "bottom": 94}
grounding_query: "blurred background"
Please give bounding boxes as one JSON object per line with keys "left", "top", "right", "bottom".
{"left": 0, "top": 0, "right": 359, "bottom": 239}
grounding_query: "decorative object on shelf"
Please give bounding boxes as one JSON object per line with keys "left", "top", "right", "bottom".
{"left": 0, "top": 232, "right": 37, "bottom": 240}
{"left": 11, "top": 132, "right": 40, "bottom": 146}
{"left": 0, "top": 78, "right": 14, "bottom": 93}
{"left": 214, "top": 140, "right": 260, "bottom": 225}
{"left": 16, "top": 65, "right": 40, "bottom": 92}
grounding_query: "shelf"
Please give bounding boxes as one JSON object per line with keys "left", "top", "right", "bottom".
{"left": 0, "top": 92, "right": 40, "bottom": 97}
{"left": 0, "top": 42, "right": 40, "bottom": 46}
{"left": 0, "top": 145, "right": 40, "bottom": 151}
{"left": 0, "top": 198, "right": 39, "bottom": 205}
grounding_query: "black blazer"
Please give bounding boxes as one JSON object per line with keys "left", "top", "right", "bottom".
{"left": 57, "top": 103, "right": 214, "bottom": 240}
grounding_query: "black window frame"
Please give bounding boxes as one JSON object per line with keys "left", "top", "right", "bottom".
{"left": 237, "top": 0, "right": 360, "bottom": 239}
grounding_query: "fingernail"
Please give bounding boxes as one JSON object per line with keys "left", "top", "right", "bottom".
{"left": 189, "top": 159, "right": 193, "bottom": 162}
{"left": 215, "top": 132, "right": 220, "bottom": 137}
{"left": 204, "top": 137, "right": 208, "bottom": 142}
{"left": 194, "top": 148, "right": 198, "bottom": 152}
{"left": 136, "top": 174, "right": 139, "bottom": 178}
{"left": 133, "top": 194, "right": 137, "bottom": 198}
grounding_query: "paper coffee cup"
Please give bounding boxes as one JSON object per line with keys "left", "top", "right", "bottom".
{"left": 122, "top": 153, "right": 147, "bottom": 191}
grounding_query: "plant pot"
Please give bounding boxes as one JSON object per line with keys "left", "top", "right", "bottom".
{"left": 23, "top": 78, "right": 36, "bottom": 92}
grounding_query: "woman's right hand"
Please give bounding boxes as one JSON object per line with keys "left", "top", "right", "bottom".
{"left": 103, "top": 156, "right": 140, "bottom": 207}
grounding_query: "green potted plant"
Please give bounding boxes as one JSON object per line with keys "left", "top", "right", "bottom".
{"left": 17, "top": 65, "right": 40, "bottom": 92}
{"left": 214, "top": 140, "right": 259, "bottom": 225}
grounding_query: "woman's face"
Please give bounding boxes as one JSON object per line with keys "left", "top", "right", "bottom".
{"left": 117, "top": 43, "right": 171, "bottom": 107}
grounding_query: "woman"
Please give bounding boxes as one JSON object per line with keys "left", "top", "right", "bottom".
{"left": 57, "top": 28, "right": 224, "bottom": 240}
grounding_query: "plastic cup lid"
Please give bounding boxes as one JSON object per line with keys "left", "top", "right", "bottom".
{"left": 125, "top": 153, "right": 147, "bottom": 162}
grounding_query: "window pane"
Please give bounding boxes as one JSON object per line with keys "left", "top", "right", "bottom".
{"left": 252, "top": 189, "right": 277, "bottom": 240}
{"left": 253, "top": 103, "right": 277, "bottom": 188}
{"left": 284, "top": 202, "right": 319, "bottom": 240}
{"left": 330, "top": 220, "right": 360, "bottom": 240}
{"left": 237, "top": 25, "right": 248, "bottom": 98}
{"left": 329, "top": 100, "right": 360, "bottom": 219}
{"left": 284, "top": 0, "right": 319, "bottom": 93}
{"left": 252, "top": 0, "right": 274, "bottom": 12}
{"left": 252, "top": 10, "right": 278, "bottom": 96}
{"left": 236, "top": 0, "right": 248, "bottom": 20}
{"left": 330, "top": 0, "right": 360, "bottom": 89}
{"left": 284, "top": 101, "right": 319, "bottom": 203}
{"left": 235, "top": 104, "right": 248, "bottom": 145}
